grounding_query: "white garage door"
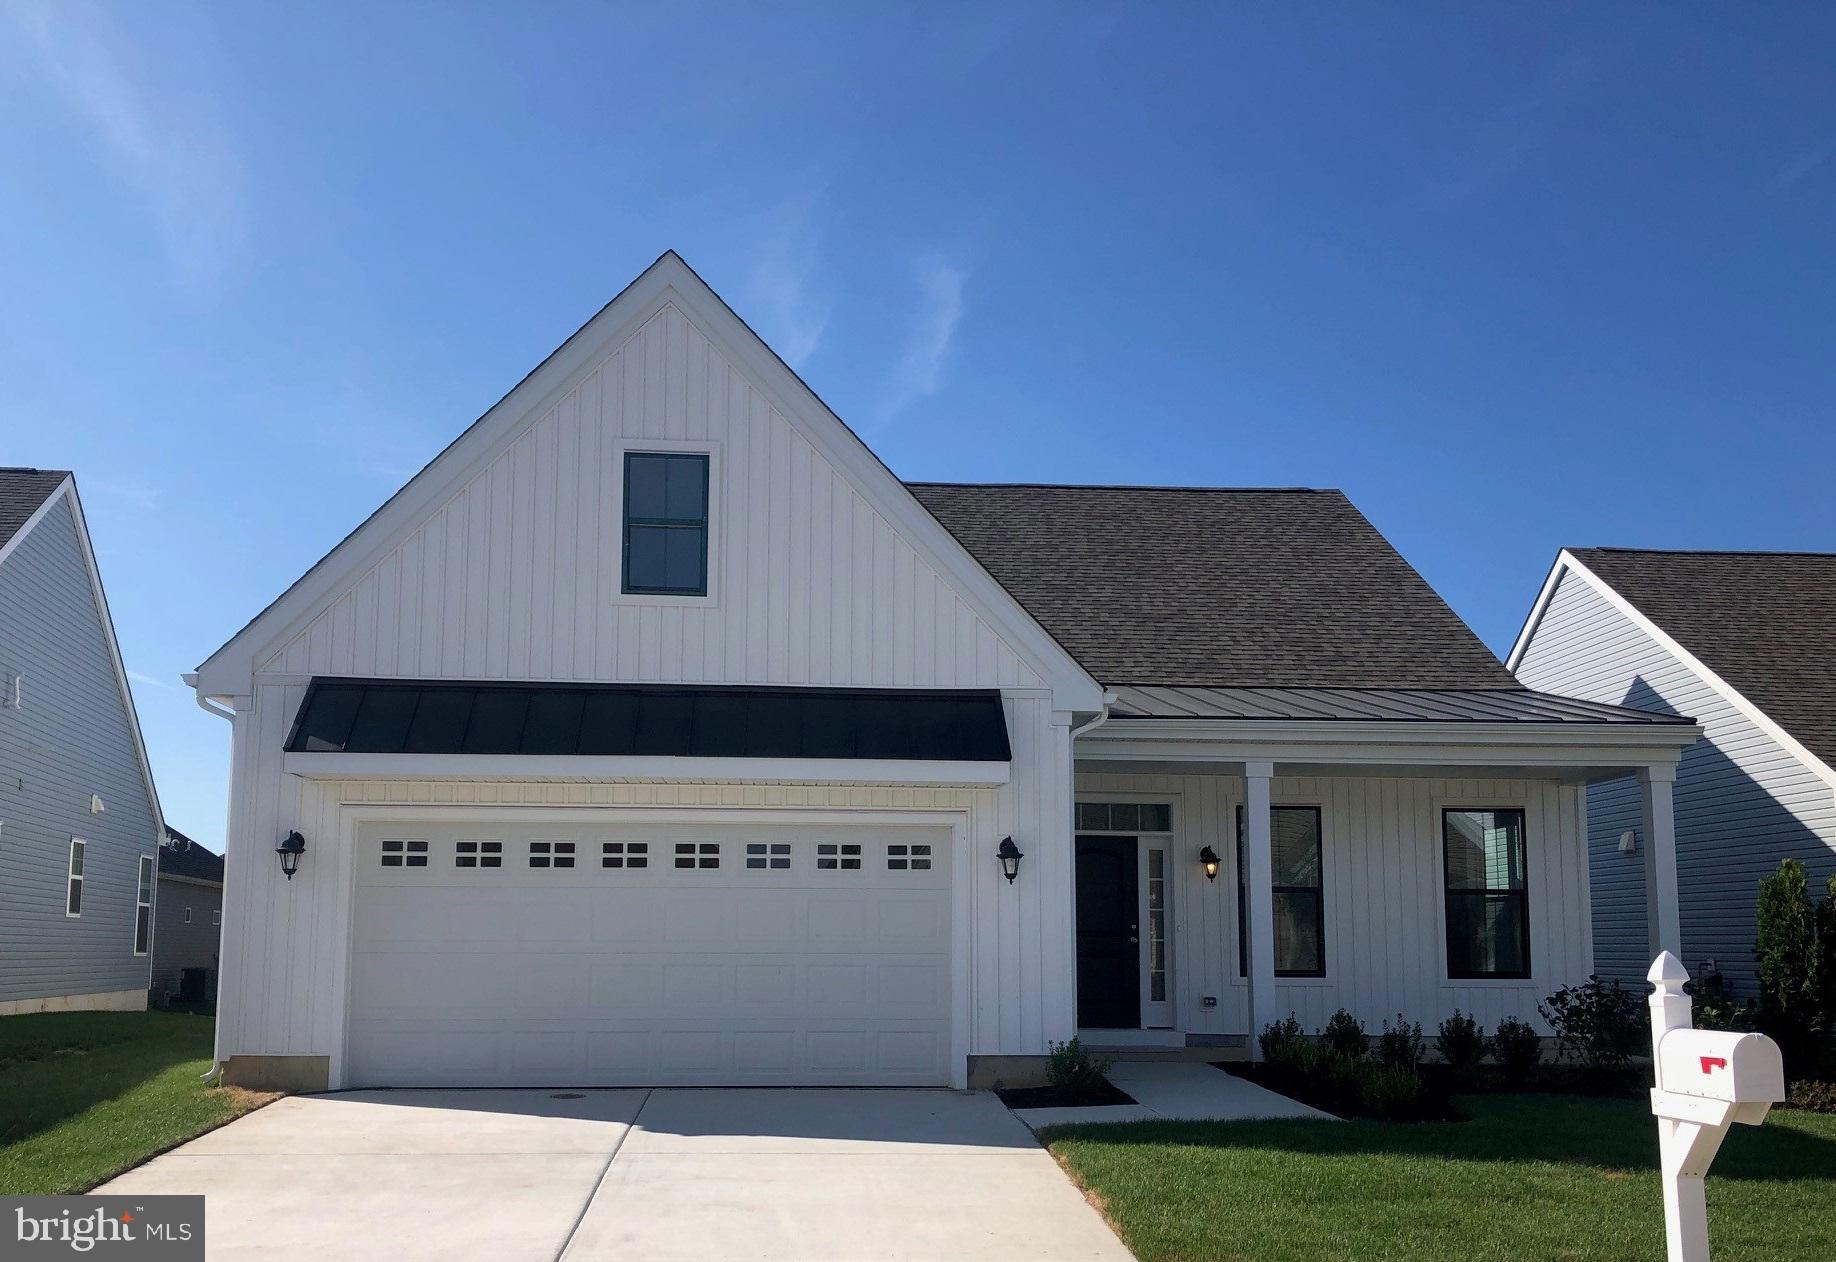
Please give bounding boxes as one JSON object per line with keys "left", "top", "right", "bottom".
{"left": 346, "top": 818, "right": 954, "bottom": 1087}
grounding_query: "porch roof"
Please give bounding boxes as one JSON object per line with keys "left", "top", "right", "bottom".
{"left": 1106, "top": 685, "right": 1692, "bottom": 726}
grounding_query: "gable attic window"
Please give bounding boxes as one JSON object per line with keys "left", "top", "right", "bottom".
{"left": 622, "top": 452, "right": 709, "bottom": 596}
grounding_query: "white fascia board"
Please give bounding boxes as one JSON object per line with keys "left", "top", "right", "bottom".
{"left": 1512, "top": 550, "right": 1836, "bottom": 791}
{"left": 57, "top": 481, "right": 168, "bottom": 847}
{"left": 195, "top": 252, "right": 1101, "bottom": 710}
{"left": 282, "top": 752, "right": 1012, "bottom": 787}
{"left": 1078, "top": 715, "right": 1701, "bottom": 772}
{"left": 0, "top": 474, "right": 73, "bottom": 573}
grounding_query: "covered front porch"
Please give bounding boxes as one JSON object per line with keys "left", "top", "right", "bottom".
{"left": 1066, "top": 686, "right": 1701, "bottom": 1056}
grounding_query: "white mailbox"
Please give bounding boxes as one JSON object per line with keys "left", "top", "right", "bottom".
{"left": 1655, "top": 1028, "right": 1784, "bottom": 1104}
{"left": 1646, "top": 952, "right": 1785, "bottom": 1262}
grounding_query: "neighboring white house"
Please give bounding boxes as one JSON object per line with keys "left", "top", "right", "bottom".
{"left": 189, "top": 253, "right": 1700, "bottom": 1092}
{"left": 0, "top": 468, "right": 166, "bottom": 1015}
{"left": 1511, "top": 547, "right": 1836, "bottom": 994}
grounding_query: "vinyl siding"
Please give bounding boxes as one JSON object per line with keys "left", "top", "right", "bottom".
{"left": 258, "top": 302, "right": 1042, "bottom": 692}
{"left": 1514, "top": 568, "right": 1836, "bottom": 992}
{"left": 151, "top": 876, "right": 222, "bottom": 1000}
{"left": 213, "top": 293, "right": 1083, "bottom": 1080}
{"left": 0, "top": 497, "right": 159, "bottom": 1004}
{"left": 1074, "top": 769, "right": 1590, "bottom": 1034}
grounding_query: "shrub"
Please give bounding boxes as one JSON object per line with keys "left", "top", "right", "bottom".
{"left": 1359, "top": 1064, "right": 1434, "bottom": 1120}
{"left": 1258, "top": 1015, "right": 1305, "bottom": 1062}
{"left": 1817, "top": 872, "right": 1836, "bottom": 1036}
{"left": 1376, "top": 1014, "right": 1424, "bottom": 1071}
{"left": 1688, "top": 972, "right": 1755, "bottom": 1033}
{"left": 1785, "top": 1079, "right": 1836, "bottom": 1114}
{"left": 1539, "top": 977, "right": 1641, "bottom": 1069}
{"left": 1436, "top": 1010, "right": 1489, "bottom": 1074}
{"left": 1045, "top": 1037, "right": 1113, "bottom": 1090}
{"left": 1756, "top": 860, "right": 1820, "bottom": 1023}
{"left": 1323, "top": 1009, "right": 1368, "bottom": 1061}
{"left": 1492, "top": 1017, "right": 1543, "bottom": 1082}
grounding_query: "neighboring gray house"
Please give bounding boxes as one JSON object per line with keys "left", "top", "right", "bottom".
{"left": 1510, "top": 547, "right": 1836, "bottom": 994}
{"left": 0, "top": 468, "right": 165, "bottom": 1014}
{"left": 152, "top": 826, "right": 223, "bottom": 1005}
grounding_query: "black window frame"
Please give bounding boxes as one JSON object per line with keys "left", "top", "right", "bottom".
{"left": 621, "top": 451, "right": 710, "bottom": 597}
{"left": 1441, "top": 807, "right": 1531, "bottom": 980}
{"left": 1235, "top": 804, "right": 1326, "bottom": 979}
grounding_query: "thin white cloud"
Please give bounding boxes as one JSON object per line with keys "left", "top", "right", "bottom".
{"left": 127, "top": 669, "right": 179, "bottom": 692}
{"left": 880, "top": 256, "right": 968, "bottom": 423}
{"left": 2, "top": 1, "right": 246, "bottom": 288}
{"left": 744, "top": 196, "right": 830, "bottom": 368}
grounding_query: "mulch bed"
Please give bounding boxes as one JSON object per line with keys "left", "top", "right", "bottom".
{"left": 997, "top": 1079, "right": 1137, "bottom": 1109}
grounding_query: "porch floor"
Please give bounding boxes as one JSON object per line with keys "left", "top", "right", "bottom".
{"left": 1008, "top": 1061, "right": 1334, "bottom": 1130}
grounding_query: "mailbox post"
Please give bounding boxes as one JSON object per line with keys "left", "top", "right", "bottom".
{"left": 1647, "top": 952, "right": 1785, "bottom": 1262}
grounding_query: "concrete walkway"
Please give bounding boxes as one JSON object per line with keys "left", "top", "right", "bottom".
{"left": 1011, "top": 1061, "right": 1335, "bottom": 1129}
{"left": 97, "top": 1088, "right": 1133, "bottom": 1261}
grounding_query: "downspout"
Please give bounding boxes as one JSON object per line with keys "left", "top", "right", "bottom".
{"left": 181, "top": 673, "right": 233, "bottom": 1085}
{"left": 1069, "top": 692, "right": 1117, "bottom": 741}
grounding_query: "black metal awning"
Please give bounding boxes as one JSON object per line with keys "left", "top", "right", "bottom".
{"left": 283, "top": 678, "right": 1012, "bottom": 762}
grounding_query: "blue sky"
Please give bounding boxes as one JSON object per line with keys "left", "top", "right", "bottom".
{"left": 4, "top": 3, "right": 1833, "bottom": 849}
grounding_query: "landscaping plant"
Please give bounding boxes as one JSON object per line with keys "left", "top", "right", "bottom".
{"left": 1046, "top": 1037, "right": 1114, "bottom": 1090}
{"left": 1435, "top": 1010, "right": 1489, "bottom": 1075}
{"left": 1258, "top": 1015, "right": 1305, "bottom": 1062}
{"left": 1538, "top": 976, "right": 1641, "bottom": 1070}
{"left": 1491, "top": 1017, "right": 1542, "bottom": 1083}
{"left": 1688, "top": 971, "right": 1755, "bottom": 1032}
{"left": 1754, "top": 859, "right": 1836, "bottom": 1079}
{"left": 1376, "top": 1013, "right": 1423, "bottom": 1071}
{"left": 1322, "top": 1008, "right": 1368, "bottom": 1060}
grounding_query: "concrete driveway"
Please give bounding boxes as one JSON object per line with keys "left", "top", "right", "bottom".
{"left": 98, "top": 1088, "right": 1132, "bottom": 1261}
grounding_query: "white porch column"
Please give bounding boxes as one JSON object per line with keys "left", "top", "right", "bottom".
{"left": 1639, "top": 763, "right": 1683, "bottom": 960}
{"left": 1243, "top": 760, "right": 1278, "bottom": 1061}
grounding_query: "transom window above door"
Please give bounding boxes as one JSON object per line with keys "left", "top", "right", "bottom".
{"left": 622, "top": 451, "right": 709, "bottom": 596}
{"left": 1075, "top": 802, "right": 1172, "bottom": 832}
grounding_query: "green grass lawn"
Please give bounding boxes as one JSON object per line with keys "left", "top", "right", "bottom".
{"left": 0, "top": 1010, "right": 276, "bottom": 1195}
{"left": 1043, "top": 1094, "right": 1836, "bottom": 1262}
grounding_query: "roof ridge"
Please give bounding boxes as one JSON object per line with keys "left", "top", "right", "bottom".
{"left": 1575, "top": 545, "right": 1836, "bottom": 560}
{"left": 906, "top": 481, "right": 1333, "bottom": 494}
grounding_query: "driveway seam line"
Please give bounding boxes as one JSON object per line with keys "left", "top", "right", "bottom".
{"left": 553, "top": 1088, "right": 652, "bottom": 1262}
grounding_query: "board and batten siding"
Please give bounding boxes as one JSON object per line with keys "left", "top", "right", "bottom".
{"left": 0, "top": 497, "right": 158, "bottom": 1007}
{"left": 214, "top": 683, "right": 1076, "bottom": 1076}
{"left": 1514, "top": 568, "right": 1836, "bottom": 992}
{"left": 257, "top": 302, "right": 1041, "bottom": 692}
{"left": 1075, "top": 769, "right": 1592, "bottom": 1034}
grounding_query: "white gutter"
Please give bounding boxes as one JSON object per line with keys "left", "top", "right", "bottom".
{"left": 1069, "top": 692, "right": 1118, "bottom": 741}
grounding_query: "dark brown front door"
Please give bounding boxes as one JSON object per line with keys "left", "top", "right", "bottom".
{"left": 1075, "top": 834, "right": 1140, "bottom": 1028}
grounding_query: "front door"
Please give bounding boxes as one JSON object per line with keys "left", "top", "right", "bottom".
{"left": 1075, "top": 835, "right": 1141, "bottom": 1028}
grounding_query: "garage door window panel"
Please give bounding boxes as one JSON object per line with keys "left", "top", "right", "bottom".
{"left": 455, "top": 841, "right": 502, "bottom": 869}
{"left": 746, "top": 843, "right": 791, "bottom": 870}
{"left": 602, "top": 842, "right": 649, "bottom": 869}
{"left": 529, "top": 842, "right": 576, "bottom": 870}
{"left": 887, "top": 843, "right": 932, "bottom": 871}
{"left": 817, "top": 843, "right": 862, "bottom": 871}
{"left": 675, "top": 843, "right": 720, "bottom": 870}
{"left": 381, "top": 839, "right": 428, "bottom": 868}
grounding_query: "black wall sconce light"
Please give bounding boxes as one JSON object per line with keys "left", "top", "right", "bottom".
{"left": 276, "top": 830, "right": 306, "bottom": 880}
{"left": 996, "top": 836, "right": 1024, "bottom": 884}
{"left": 1199, "top": 845, "right": 1221, "bottom": 882}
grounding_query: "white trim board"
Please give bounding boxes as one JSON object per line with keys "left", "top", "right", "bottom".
{"left": 283, "top": 752, "right": 1012, "bottom": 786}
{"left": 1507, "top": 549, "right": 1836, "bottom": 791}
{"left": 193, "top": 252, "right": 1102, "bottom": 710}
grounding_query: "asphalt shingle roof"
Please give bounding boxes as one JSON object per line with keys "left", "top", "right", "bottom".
{"left": 907, "top": 483, "right": 1520, "bottom": 690}
{"left": 160, "top": 827, "right": 225, "bottom": 884}
{"left": 0, "top": 467, "right": 70, "bottom": 553}
{"left": 1570, "top": 547, "right": 1836, "bottom": 770}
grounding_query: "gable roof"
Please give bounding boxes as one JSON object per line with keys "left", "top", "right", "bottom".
{"left": 1550, "top": 547, "right": 1836, "bottom": 772}
{"left": 194, "top": 253, "right": 1101, "bottom": 708}
{"left": 0, "top": 467, "right": 72, "bottom": 556}
{"left": 160, "top": 827, "right": 225, "bottom": 884}
{"left": 906, "top": 483, "right": 1519, "bottom": 690}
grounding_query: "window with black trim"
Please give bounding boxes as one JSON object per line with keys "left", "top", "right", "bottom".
{"left": 1075, "top": 802, "right": 1172, "bottom": 832}
{"left": 1442, "top": 808, "right": 1530, "bottom": 979}
{"left": 602, "top": 842, "right": 649, "bottom": 869}
{"left": 455, "top": 841, "right": 503, "bottom": 869}
{"left": 816, "top": 843, "right": 861, "bottom": 871}
{"left": 381, "top": 839, "right": 429, "bottom": 868}
{"left": 675, "top": 842, "right": 720, "bottom": 870}
{"left": 1236, "top": 805, "right": 1325, "bottom": 978}
{"left": 887, "top": 843, "right": 932, "bottom": 871}
{"left": 529, "top": 841, "right": 576, "bottom": 869}
{"left": 133, "top": 855, "right": 154, "bottom": 956}
{"left": 746, "top": 843, "right": 791, "bottom": 870}
{"left": 623, "top": 452, "right": 709, "bottom": 595}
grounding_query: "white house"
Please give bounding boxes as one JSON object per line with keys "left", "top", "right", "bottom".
{"left": 190, "top": 253, "right": 1700, "bottom": 1092}
{"left": 1511, "top": 547, "right": 1836, "bottom": 993}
